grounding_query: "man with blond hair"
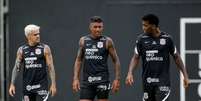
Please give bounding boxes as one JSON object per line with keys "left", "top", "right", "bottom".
{"left": 9, "top": 24, "right": 57, "bottom": 101}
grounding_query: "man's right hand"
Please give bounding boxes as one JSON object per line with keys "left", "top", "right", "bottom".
{"left": 72, "top": 79, "right": 80, "bottom": 92}
{"left": 9, "top": 83, "right": 16, "bottom": 97}
{"left": 125, "top": 73, "right": 134, "bottom": 86}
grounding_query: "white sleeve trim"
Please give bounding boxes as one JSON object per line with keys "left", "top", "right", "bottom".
{"left": 174, "top": 46, "right": 177, "bottom": 54}
{"left": 135, "top": 46, "right": 139, "bottom": 55}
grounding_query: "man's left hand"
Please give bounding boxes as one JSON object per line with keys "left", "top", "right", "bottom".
{"left": 112, "top": 79, "right": 120, "bottom": 93}
{"left": 49, "top": 84, "right": 57, "bottom": 96}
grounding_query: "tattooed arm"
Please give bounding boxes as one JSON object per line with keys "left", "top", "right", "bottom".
{"left": 44, "top": 45, "right": 57, "bottom": 96}
{"left": 72, "top": 37, "right": 84, "bottom": 92}
{"left": 107, "top": 37, "right": 121, "bottom": 93}
{"left": 9, "top": 47, "right": 23, "bottom": 96}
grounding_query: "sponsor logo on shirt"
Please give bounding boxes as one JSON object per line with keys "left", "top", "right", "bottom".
{"left": 26, "top": 84, "right": 41, "bottom": 91}
{"left": 146, "top": 77, "right": 160, "bottom": 83}
{"left": 146, "top": 50, "right": 163, "bottom": 62}
{"left": 88, "top": 76, "right": 102, "bottom": 83}
{"left": 85, "top": 48, "right": 103, "bottom": 60}
{"left": 25, "top": 57, "right": 43, "bottom": 69}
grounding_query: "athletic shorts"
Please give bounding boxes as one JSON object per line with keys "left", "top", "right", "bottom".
{"left": 80, "top": 82, "right": 111, "bottom": 100}
{"left": 142, "top": 84, "right": 171, "bottom": 101}
{"left": 23, "top": 90, "right": 49, "bottom": 101}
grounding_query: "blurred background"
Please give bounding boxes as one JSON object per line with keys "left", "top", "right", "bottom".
{"left": 1, "top": 0, "right": 201, "bottom": 100}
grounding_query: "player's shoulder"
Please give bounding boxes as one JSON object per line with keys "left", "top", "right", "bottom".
{"left": 81, "top": 35, "right": 91, "bottom": 41}
{"left": 19, "top": 43, "right": 29, "bottom": 50}
{"left": 38, "top": 43, "right": 47, "bottom": 48}
{"left": 160, "top": 31, "right": 172, "bottom": 38}
{"left": 138, "top": 33, "right": 149, "bottom": 39}
{"left": 136, "top": 33, "right": 149, "bottom": 42}
{"left": 102, "top": 35, "right": 111, "bottom": 41}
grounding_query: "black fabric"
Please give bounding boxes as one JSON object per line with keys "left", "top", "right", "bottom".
{"left": 143, "top": 84, "right": 170, "bottom": 101}
{"left": 80, "top": 82, "right": 111, "bottom": 100}
{"left": 82, "top": 35, "right": 109, "bottom": 83}
{"left": 135, "top": 32, "right": 176, "bottom": 86}
{"left": 23, "top": 91, "right": 49, "bottom": 101}
{"left": 21, "top": 43, "right": 48, "bottom": 95}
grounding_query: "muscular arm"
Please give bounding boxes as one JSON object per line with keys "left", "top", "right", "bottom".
{"left": 11, "top": 47, "right": 23, "bottom": 85}
{"left": 173, "top": 53, "right": 189, "bottom": 79}
{"left": 44, "top": 45, "right": 56, "bottom": 86}
{"left": 107, "top": 38, "right": 120, "bottom": 80}
{"left": 73, "top": 37, "right": 84, "bottom": 80}
{"left": 127, "top": 54, "right": 140, "bottom": 75}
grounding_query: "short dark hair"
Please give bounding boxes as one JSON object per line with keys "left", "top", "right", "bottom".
{"left": 142, "top": 14, "right": 159, "bottom": 27}
{"left": 90, "top": 16, "right": 103, "bottom": 23}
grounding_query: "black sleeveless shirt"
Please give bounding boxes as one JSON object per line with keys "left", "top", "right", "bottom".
{"left": 21, "top": 43, "right": 48, "bottom": 93}
{"left": 82, "top": 35, "right": 109, "bottom": 83}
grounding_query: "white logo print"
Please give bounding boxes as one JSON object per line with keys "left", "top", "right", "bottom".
{"left": 146, "top": 77, "right": 159, "bottom": 83}
{"left": 25, "top": 51, "right": 29, "bottom": 54}
{"left": 160, "top": 38, "right": 166, "bottom": 45}
{"left": 88, "top": 76, "right": 102, "bottom": 83}
{"left": 92, "top": 45, "right": 96, "bottom": 49}
{"left": 143, "top": 92, "right": 149, "bottom": 99}
{"left": 97, "top": 42, "right": 103, "bottom": 48}
{"left": 152, "top": 41, "right": 157, "bottom": 45}
{"left": 35, "top": 48, "right": 41, "bottom": 55}
{"left": 26, "top": 84, "right": 41, "bottom": 91}
{"left": 146, "top": 50, "right": 163, "bottom": 61}
{"left": 30, "top": 52, "right": 35, "bottom": 56}
{"left": 144, "top": 41, "right": 149, "bottom": 44}
{"left": 159, "top": 86, "right": 170, "bottom": 91}
{"left": 26, "top": 85, "right": 32, "bottom": 91}
{"left": 37, "top": 90, "right": 48, "bottom": 95}
{"left": 86, "top": 43, "right": 91, "bottom": 46}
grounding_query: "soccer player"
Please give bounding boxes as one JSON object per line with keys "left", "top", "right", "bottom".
{"left": 126, "top": 14, "right": 189, "bottom": 101}
{"left": 9, "top": 24, "right": 57, "bottom": 101}
{"left": 72, "top": 16, "right": 121, "bottom": 101}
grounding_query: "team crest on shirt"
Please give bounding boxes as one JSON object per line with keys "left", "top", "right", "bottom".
{"left": 35, "top": 48, "right": 41, "bottom": 55}
{"left": 97, "top": 42, "right": 103, "bottom": 48}
{"left": 160, "top": 38, "right": 166, "bottom": 45}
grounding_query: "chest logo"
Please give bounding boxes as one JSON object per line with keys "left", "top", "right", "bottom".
{"left": 152, "top": 41, "right": 157, "bottom": 45}
{"left": 30, "top": 52, "right": 35, "bottom": 56}
{"left": 35, "top": 48, "right": 41, "bottom": 55}
{"left": 160, "top": 38, "right": 166, "bottom": 45}
{"left": 97, "top": 42, "right": 103, "bottom": 48}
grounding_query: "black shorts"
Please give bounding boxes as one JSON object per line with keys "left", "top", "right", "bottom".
{"left": 142, "top": 84, "right": 171, "bottom": 101}
{"left": 23, "top": 90, "right": 49, "bottom": 101}
{"left": 80, "top": 82, "right": 111, "bottom": 100}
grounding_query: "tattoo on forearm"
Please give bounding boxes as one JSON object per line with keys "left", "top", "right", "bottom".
{"left": 48, "top": 63, "right": 56, "bottom": 85}
{"left": 46, "top": 48, "right": 56, "bottom": 85}
{"left": 73, "top": 47, "right": 83, "bottom": 80}
{"left": 11, "top": 58, "right": 22, "bottom": 84}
